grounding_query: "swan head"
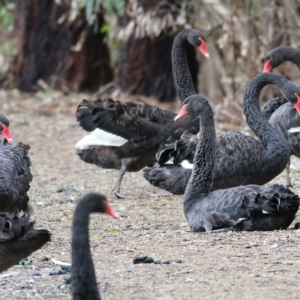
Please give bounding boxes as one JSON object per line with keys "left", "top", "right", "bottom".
{"left": 0, "top": 114, "right": 13, "bottom": 143}
{"left": 263, "top": 46, "right": 296, "bottom": 72}
{"left": 174, "top": 95, "right": 210, "bottom": 121}
{"left": 187, "top": 29, "right": 210, "bottom": 59}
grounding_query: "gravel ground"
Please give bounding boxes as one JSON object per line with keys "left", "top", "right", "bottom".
{"left": 1, "top": 95, "right": 300, "bottom": 300}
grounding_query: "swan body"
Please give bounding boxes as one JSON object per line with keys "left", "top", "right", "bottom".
{"left": 181, "top": 95, "right": 299, "bottom": 232}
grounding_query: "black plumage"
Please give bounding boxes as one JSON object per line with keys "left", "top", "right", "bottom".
{"left": 75, "top": 29, "right": 209, "bottom": 198}
{"left": 262, "top": 46, "right": 300, "bottom": 186}
{"left": 0, "top": 142, "right": 32, "bottom": 212}
{"left": 71, "top": 193, "right": 119, "bottom": 300}
{"left": 144, "top": 73, "right": 300, "bottom": 195}
{"left": 0, "top": 211, "right": 51, "bottom": 272}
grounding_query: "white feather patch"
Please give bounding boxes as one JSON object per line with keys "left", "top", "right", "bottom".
{"left": 180, "top": 160, "right": 193, "bottom": 169}
{"left": 75, "top": 129, "right": 127, "bottom": 149}
{"left": 288, "top": 127, "right": 300, "bottom": 134}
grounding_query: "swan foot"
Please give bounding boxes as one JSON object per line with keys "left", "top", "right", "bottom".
{"left": 114, "top": 191, "right": 137, "bottom": 199}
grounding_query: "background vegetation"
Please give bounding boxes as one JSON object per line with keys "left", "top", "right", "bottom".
{"left": 1, "top": 0, "right": 300, "bottom": 121}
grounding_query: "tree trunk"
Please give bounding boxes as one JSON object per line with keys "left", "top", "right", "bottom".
{"left": 116, "top": 0, "right": 199, "bottom": 103}
{"left": 0, "top": 0, "right": 113, "bottom": 92}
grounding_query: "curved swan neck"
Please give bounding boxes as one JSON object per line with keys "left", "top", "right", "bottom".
{"left": 243, "top": 73, "right": 288, "bottom": 148}
{"left": 172, "top": 29, "right": 196, "bottom": 104}
{"left": 72, "top": 201, "right": 100, "bottom": 300}
{"left": 184, "top": 105, "right": 216, "bottom": 202}
{"left": 273, "top": 47, "right": 300, "bottom": 70}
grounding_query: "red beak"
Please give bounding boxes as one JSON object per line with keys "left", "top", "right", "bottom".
{"left": 104, "top": 201, "right": 120, "bottom": 219}
{"left": 174, "top": 104, "right": 189, "bottom": 121}
{"left": 294, "top": 93, "right": 300, "bottom": 115}
{"left": 1, "top": 123, "right": 13, "bottom": 143}
{"left": 263, "top": 58, "right": 273, "bottom": 73}
{"left": 199, "top": 38, "right": 209, "bottom": 59}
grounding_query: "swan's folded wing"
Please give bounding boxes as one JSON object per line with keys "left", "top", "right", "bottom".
{"left": 187, "top": 184, "right": 299, "bottom": 231}
{"left": 77, "top": 98, "right": 177, "bottom": 140}
{"left": 213, "top": 132, "right": 265, "bottom": 181}
{"left": 261, "top": 96, "right": 288, "bottom": 120}
{"left": 0, "top": 143, "right": 32, "bottom": 212}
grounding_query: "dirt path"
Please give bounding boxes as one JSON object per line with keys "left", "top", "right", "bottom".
{"left": 1, "top": 97, "right": 300, "bottom": 300}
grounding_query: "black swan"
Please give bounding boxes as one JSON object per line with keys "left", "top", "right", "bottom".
{"left": 75, "top": 29, "right": 209, "bottom": 198}
{"left": 71, "top": 193, "right": 119, "bottom": 299}
{"left": 179, "top": 94, "right": 299, "bottom": 232}
{"left": 262, "top": 46, "right": 300, "bottom": 186}
{"left": 143, "top": 73, "right": 300, "bottom": 194}
{"left": 0, "top": 211, "right": 51, "bottom": 272}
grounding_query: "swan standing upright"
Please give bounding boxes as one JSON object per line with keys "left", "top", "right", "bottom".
{"left": 71, "top": 193, "right": 119, "bottom": 300}
{"left": 75, "top": 29, "right": 209, "bottom": 198}
{"left": 262, "top": 46, "right": 300, "bottom": 186}
{"left": 177, "top": 95, "right": 299, "bottom": 232}
{"left": 144, "top": 73, "right": 300, "bottom": 194}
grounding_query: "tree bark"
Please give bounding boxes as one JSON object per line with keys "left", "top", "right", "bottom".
{"left": 1, "top": 0, "right": 113, "bottom": 92}
{"left": 116, "top": 0, "right": 199, "bottom": 103}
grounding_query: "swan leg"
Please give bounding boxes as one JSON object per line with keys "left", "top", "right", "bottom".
{"left": 113, "top": 165, "right": 136, "bottom": 199}
{"left": 285, "top": 158, "right": 292, "bottom": 188}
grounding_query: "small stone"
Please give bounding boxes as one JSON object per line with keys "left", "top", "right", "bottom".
{"left": 19, "top": 258, "right": 33, "bottom": 265}
{"left": 162, "top": 259, "right": 183, "bottom": 264}
{"left": 133, "top": 256, "right": 154, "bottom": 264}
{"left": 49, "top": 269, "right": 67, "bottom": 276}
{"left": 32, "top": 272, "right": 41, "bottom": 277}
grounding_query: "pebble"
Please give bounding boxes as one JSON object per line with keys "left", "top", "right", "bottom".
{"left": 49, "top": 269, "right": 67, "bottom": 276}
{"left": 133, "top": 256, "right": 154, "bottom": 264}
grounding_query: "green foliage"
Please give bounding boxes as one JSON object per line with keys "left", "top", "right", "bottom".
{"left": 0, "top": 1, "right": 15, "bottom": 29}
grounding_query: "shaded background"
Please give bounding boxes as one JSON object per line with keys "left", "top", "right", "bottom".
{"left": 0, "top": 0, "right": 300, "bottom": 125}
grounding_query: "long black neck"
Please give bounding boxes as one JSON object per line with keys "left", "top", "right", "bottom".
{"left": 71, "top": 201, "right": 100, "bottom": 300}
{"left": 243, "top": 73, "right": 289, "bottom": 150}
{"left": 184, "top": 105, "right": 216, "bottom": 204}
{"left": 274, "top": 47, "right": 300, "bottom": 70}
{"left": 172, "top": 29, "right": 196, "bottom": 104}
